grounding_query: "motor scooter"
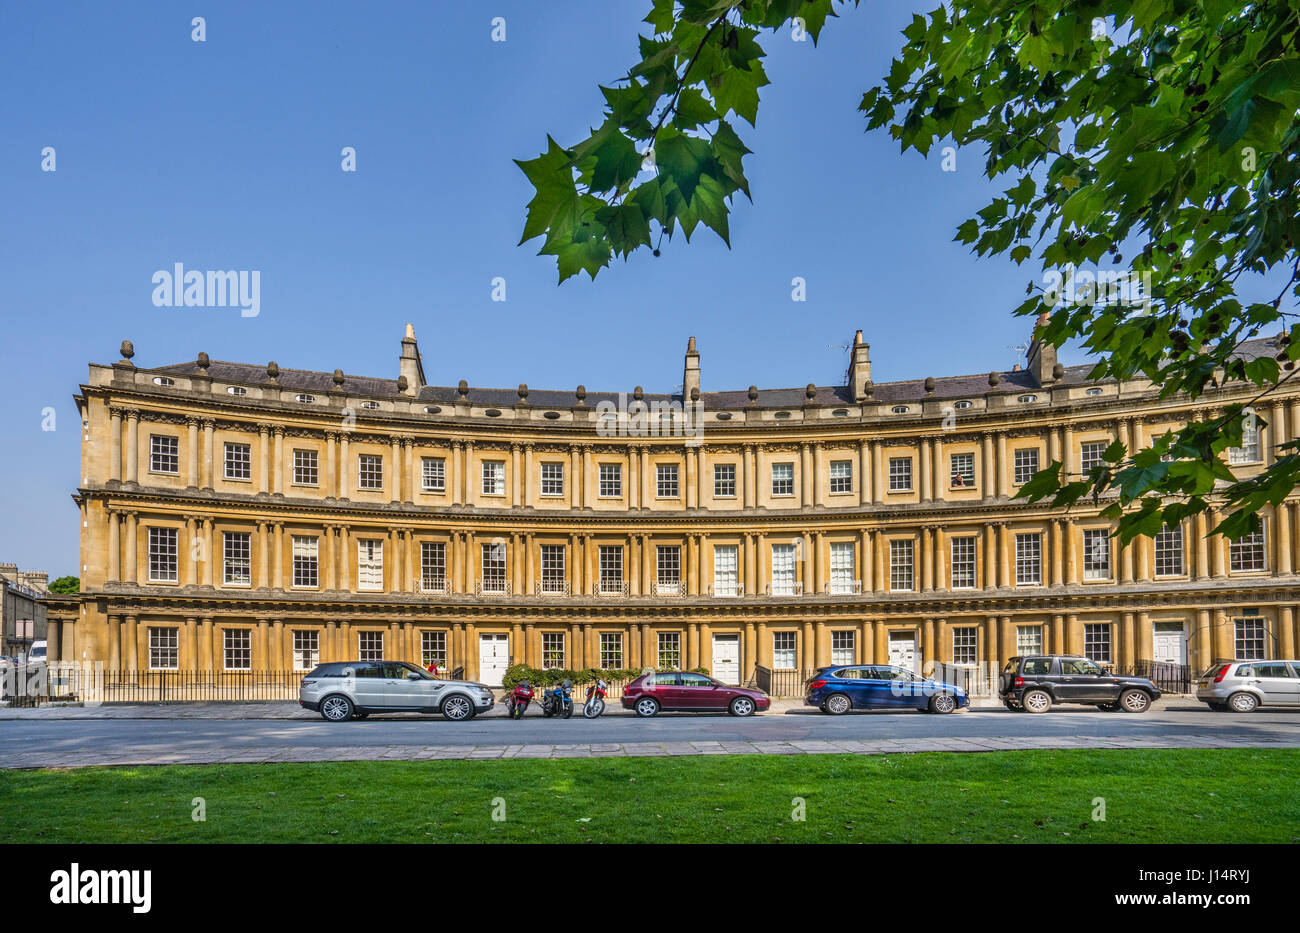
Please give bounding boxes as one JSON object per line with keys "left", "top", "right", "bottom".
{"left": 541, "top": 680, "right": 573, "bottom": 719}
{"left": 583, "top": 679, "right": 608, "bottom": 718}
{"left": 506, "top": 681, "right": 534, "bottom": 719}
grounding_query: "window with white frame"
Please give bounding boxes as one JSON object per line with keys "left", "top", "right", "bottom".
{"left": 657, "top": 545, "right": 681, "bottom": 594}
{"left": 829, "top": 460, "right": 853, "bottom": 494}
{"left": 1234, "top": 617, "right": 1266, "bottom": 660}
{"left": 148, "top": 527, "right": 178, "bottom": 582}
{"left": 1015, "top": 532, "right": 1042, "bottom": 585}
{"left": 1082, "top": 529, "right": 1111, "bottom": 579}
{"left": 951, "top": 536, "right": 977, "bottom": 589}
{"left": 1080, "top": 440, "right": 1108, "bottom": 474}
{"left": 148, "top": 627, "right": 178, "bottom": 670}
{"left": 772, "top": 631, "right": 796, "bottom": 670}
{"left": 540, "top": 461, "right": 565, "bottom": 496}
{"left": 952, "top": 627, "right": 978, "bottom": 666}
{"left": 357, "top": 539, "right": 384, "bottom": 591}
{"left": 1083, "top": 624, "right": 1112, "bottom": 663}
{"left": 420, "top": 631, "right": 447, "bottom": 670}
{"left": 358, "top": 453, "right": 383, "bottom": 489}
{"left": 949, "top": 452, "right": 975, "bottom": 488}
{"left": 421, "top": 457, "right": 445, "bottom": 492}
{"left": 656, "top": 463, "right": 679, "bottom": 498}
{"left": 600, "top": 632, "right": 623, "bottom": 669}
{"left": 223, "top": 531, "right": 251, "bottom": 586}
{"left": 542, "top": 632, "right": 566, "bottom": 669}
{"left": 1230, "top": 528, "right": 1266, "bottom": 572}
{"left": 888, "top": 457, "right": 913, "bottom": 491}
{"left": 831, "top": 630, "right": 855, "bottom": 665}
{"left": 658, "top": 632, "right": 682, "bottom": 670}
{"left": 889, "top": 538, "right": 914, "bottom": 591}
{"left": 829, "top": 542, "right": 855, "bottom": 594}
{"left": 540, "top": 544, "right": 566, "bottom": 593}
{"left": 358, "top": 631, "right": 384, "bottom": 661}
{"left": 1154, "top": 524, "right": 1184, "bottom": 576}
{"left": 481, "top": 541, "right": 507, "bottom": 593}
{"left": 292, "top": 448, "right": 318, "bottom": 485}
{"left": 292, "top": 535, "right": 319, "bottom": 588}
{"left": 420, "top": 541, "right": 446, "bottom": 589}
{"left": 224, "top": 442, "right": 251, "bottom": 480}
{"left": 1013, "top": 448, "right": 1039, "bottom": 485}
{"left": 713, "top": 463, "right": 736, "bottom": 497}
{"left": 771, "top": 462, "right": 794, "bottom": 496}
{"left": 481, "top": 460, "right": 505, "bottom": 496}
{"left": 293, "top": 630, "right": 320, "bottom": 671}
{"left": 150, "top": 434, "right": 179, "bottom": 474}
{"left": 1016, "top": 625, "right": 1044, "bottom": 655}
{"left": 598, "top": 544, "right": 623, "bottom": 592}
{"left": 598, "top": 463, "right": 622, "bottom": 497}
{"left": 1228, "top": 409, "right": 1261, "bottom": 464}
{"left": 224, "top": 628, "right": 251, "bottom": 670}
{"left": 713, "top": 544, "right": 739, "bottom": 596}
{"left": 771, "top": 544, "right": 797, "bottom": 595}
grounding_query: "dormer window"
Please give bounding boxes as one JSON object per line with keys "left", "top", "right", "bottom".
{"left": 953, "top": 400, "right": 972, "bottom": 409}
{"left": 1085, "top": 387, "right": 1104, "bottom": 397}
{"left": 227, "top": 386, "right": 247, "bottom": 396}
{"left": 1017, "top": 394, "right": 1038, "bottom": 403}
{"left": 152, "top": 376, "right": 175, "bottom": 387}
{"left": 296, "top": 394, "right": 315, "bottom": 404}
{"left": 360, "top": 401, "right": 379, "bottom": 410}
{"left": 891, "top": 405, "right": 910, "bottom": 414}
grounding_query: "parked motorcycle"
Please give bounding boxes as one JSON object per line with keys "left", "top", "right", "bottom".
{"left": 583, "top": 679, "right": 608, "bottom": 718}
{"left": 506, "top": 681, "right": 534, "bottom": 719}
{"left": 541, "top": 680, "right": 574, "bottom": 719}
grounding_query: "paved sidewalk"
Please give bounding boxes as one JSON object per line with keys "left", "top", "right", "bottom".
{"left": 1, "top": 728, "right": 1287, "bottom": 770}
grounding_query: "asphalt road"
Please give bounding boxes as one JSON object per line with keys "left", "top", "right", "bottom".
{"left": 2, "top": 701, "right": 1299, "bottom": 768}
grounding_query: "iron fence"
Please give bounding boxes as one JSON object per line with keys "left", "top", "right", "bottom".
{"left": 0, "top": 663, "right": 476, "bottom": 706}
{"left": 750, "top": 665, "right": 812, "bottom": 698}
{"left": 1118, "top": 660, "right": 1193, "bottom": 694}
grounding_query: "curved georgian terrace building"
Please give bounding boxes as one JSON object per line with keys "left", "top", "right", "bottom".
{"left": 64, "top": 325, "right": 1300, "bottom": 689}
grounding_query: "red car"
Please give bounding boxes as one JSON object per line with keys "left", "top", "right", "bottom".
{"left": 621, "top": 671, "right": 770, "bottom": 717}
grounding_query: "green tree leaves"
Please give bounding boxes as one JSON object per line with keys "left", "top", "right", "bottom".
{"left": 520, "top": 0, "right": 1300, "bottom": 543}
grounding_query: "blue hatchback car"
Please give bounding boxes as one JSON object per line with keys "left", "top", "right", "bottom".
{"left": 805, "top": 664, "right": 970, "bottom": 714}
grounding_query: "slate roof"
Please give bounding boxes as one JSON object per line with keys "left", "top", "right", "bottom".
{"left": 146, "top": 335, "right": 1287, "bottom": 410}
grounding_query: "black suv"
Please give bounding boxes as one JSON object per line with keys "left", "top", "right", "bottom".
{"left": 1000, "top": 655, "right": 1161, "bottom": 713}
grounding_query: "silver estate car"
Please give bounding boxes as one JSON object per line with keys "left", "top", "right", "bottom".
{"left": 299, "top": 660, "right": 494, "bottom": 722}
{"left": 1196, "top": 660, "right": 1300, "bottom": 712}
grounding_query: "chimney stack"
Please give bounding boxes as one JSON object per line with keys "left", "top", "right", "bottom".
{"left": 682, "top": 336, "right": 700, "bottom": 402}
{"left": 399, "top": 323, "right": 426, "bottom": 396}
{"left": 1027, "top": 312, "right": 1058, "bottom": 385}
{"left": 849, "top": 330, "right": 872, "bottom": 401}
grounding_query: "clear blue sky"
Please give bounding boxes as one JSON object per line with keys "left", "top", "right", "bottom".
{"left": 0, "top": 1, "right": 1117, "bottom": 575}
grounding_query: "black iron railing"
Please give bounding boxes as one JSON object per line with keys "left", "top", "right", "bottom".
{"left": 751, "top": 665, "right": 813, "bottom": 698}
{"left": 1118, "top": 660, "right": 1193, "bottom": 694}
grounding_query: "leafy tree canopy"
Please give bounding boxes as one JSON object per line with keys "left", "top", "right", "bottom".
{"left": 47, "top": 576, "right": 79, "bottom": 595}
{"left": 518, "top": 0, "right": 1300, "bottom": 541}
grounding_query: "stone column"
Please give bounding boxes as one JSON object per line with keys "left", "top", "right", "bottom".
{"left": 125, "top": 410, "right": 139, "bottom": 483}
{"left": 273, "top": 427, "right": 286, "bottom": 496}
{"left": 980, "top": 432, "right": 994, "bottom": 500}
{"left": 109, "top": 407, "right": 123, "bottom": 481}
{"left": 185, "top": 516, "right": 199, "bottom": 586}
{"left": 1137, "top": 611, "right": 1153, "bottom": 663}
{"left": 871, "top": 443, "right": 884, "bottom": 505}
{"left": 108, "top": 510, "right": 121, "bottom": 582}
{"left": 995, "top": 432, "right": 1008, "bottom": 498}
{"left": 272, "top": 522, "right": 283, "bottom": 589}
{"left": 1276, "top": 502, "right": 1293, "bottom": 575}
{"left": 932, "top": 437, "right": 944, "bottom": 501}
{"left": 125, "top": 511, "right": 139, "bottom": 583}
{"left": 124, "top": 615, "right": 138, "bottom": 671}
{"left": 1121, "top": 611, "right": 1136, "bottom": 667}
{"left": 464, "top": 441, "right": 476, "bottom": 507}
{"left": 859, "top": 529, "right": 873, "bottom": 592}
{"left": 107, "top": 615, "right": 122, "bottom": 670}
{"left": 186, "top": 418, "right": 200, "bottom": 487}
{"left": 523, "top": 443, "right": 534, "bottom": 508}
{"left": 919, "top": 439, "right": 932, "bottom": 504}
{"left": 569, "top": 445, "right": 580, "bottom": 509}
{"left": 338, "top": 433, "right": 352, "bottom": 500}
{"left": 511, "top": 443, "right": 522, "bottom": 507}
{"left": 920, "top": 526, "right": 934, "bottom": 592}
{"left": 799, "top": 443, "right": 812, "bottom": 507}
{"left": 934, "top": 526, "right": 947, "bottom": 592}
{"left": 1050, "top": 519, "right": 1063, "bottom": 586}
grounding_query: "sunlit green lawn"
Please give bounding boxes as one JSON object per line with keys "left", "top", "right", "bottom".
{"left": 2, "top": 748, "right": 1297, "bottom": 843}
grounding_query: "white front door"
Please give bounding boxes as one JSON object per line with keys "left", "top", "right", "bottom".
{"left": 889, "top": 632, "right": 918, "bottom": 673}
{"left": 1153, "top": 623, "right": 1187, "bottom": 666}
{"left": 478, "top": 634, "right": 509, "bottom": 686}
{"left": 712, "top": 635, "right": 740, "bottom": 684}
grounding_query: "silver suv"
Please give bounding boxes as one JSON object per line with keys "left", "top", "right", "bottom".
{"left": 300, "top": 661, "right": 494, "bottom": 722}
{"left": 1196, "top": 660, "right": 1300, "bottom": 712}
